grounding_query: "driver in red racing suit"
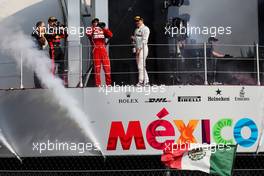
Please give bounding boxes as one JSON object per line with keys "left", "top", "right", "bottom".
{"left": 86, "top": 18, "right": 113, "bottom": 87}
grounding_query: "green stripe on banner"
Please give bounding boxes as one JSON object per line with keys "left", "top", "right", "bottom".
{"left": 210, "top": 145, "right": 237, "bottom": 176}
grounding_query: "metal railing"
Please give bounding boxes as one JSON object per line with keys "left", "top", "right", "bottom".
{"left": 0, "top": 43, "right": 262, "bottom": 89}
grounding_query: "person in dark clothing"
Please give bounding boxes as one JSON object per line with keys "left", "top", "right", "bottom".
{"left": 45, "top": 16, "right": 67, "bottom": 80}
{"left": 31, "top": 21, "right": 47, "bottom": 88}
{"left": 208, "top": 37, "right": 225, "bottom": 58}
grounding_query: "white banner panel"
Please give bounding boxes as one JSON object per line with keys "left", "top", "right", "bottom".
{"left": 82, "top": 86, "right": 264, "bottom": 155}
{"left": 0, "top": 85, "right": 263, "bottom": 157}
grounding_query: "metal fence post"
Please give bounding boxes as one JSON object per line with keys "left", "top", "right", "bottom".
{"left": 79, "top": 44, "right": 83, "bottom": 88}
{"left": 256, "top": 43, "right": 261, "bottom": 86}
{"left": 20, "top": 52, "right": 24, "bottom": 89}
{"left": 204, "top": 42, "right": 208, "bottom": 85}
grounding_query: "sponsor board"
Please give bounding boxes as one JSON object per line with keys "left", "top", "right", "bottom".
{"left": 235, "top": 87, "right": 250, "bottom": 101}
{"left": 178, "top": 96, "right": 201, "bottom": 102}
{"left": 96, "top": 86, "right": 262, "bottom": 155}
{"left": 118, "top": 92, "right": 139, "bottom": 104}
{"left": 145, "top": 98, "right": 171, "bottom": 103}
{"left": 208, "top": 89, "right": 230, "bottom": 101}
{"left": 0, "top": 86, "right": 262, "bottom": 157}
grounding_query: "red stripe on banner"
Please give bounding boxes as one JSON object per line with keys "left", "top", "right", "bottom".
{"left": 202, "top": 119, "right": 211, "bottom": 144}
{"left": 156, "top": 108, "right": 169, "bottom": 119}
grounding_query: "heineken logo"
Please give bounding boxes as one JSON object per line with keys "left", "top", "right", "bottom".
{"left": 208, "top": 89, "right": 230, "bottom": 101}
{"left": 188, "top": 148, "right": 206, "bottom": 161}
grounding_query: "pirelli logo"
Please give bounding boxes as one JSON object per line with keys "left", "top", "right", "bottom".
{"left": 178, "top": 96, "right": 201, "bottom": 102}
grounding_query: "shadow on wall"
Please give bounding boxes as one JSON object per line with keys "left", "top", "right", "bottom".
{"left": 0, "top": 0, "right": 63, "bottom": 89}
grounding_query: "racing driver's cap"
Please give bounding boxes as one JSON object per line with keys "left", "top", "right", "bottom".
{"left": 92, "top": 18, "right": 100, "bottom": 24}
{"left": 134, "top": 16, "right": 143, "bottom": 21}
{"left": 48, "top": 16, "right": 57, "bottom": 22}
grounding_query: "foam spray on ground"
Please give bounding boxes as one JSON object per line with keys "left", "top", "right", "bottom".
{"left": 0, "top": 21, "right": 102, "bottom": 157}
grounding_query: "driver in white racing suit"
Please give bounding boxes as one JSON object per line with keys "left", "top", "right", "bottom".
{"left": 131, "top": 16, "right": 150, "bottom": 86}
